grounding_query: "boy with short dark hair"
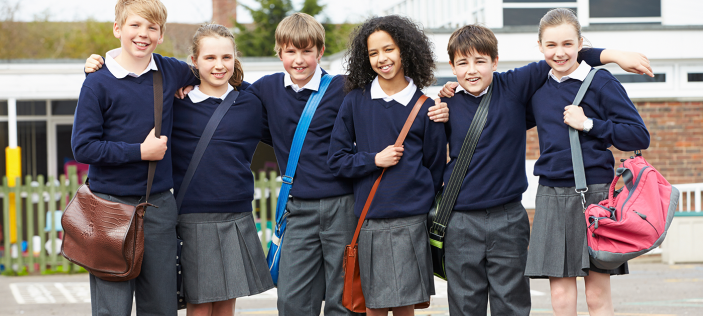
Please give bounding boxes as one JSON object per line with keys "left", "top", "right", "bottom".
{"left": 439, "top": 24, "right": 652, "bottom": 316}
{"left": 71, "top": 1, "right": 196, "bottom": 315}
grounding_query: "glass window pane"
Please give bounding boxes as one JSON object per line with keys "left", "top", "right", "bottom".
{"left": 0, "top": 122, "right": 7, "bottom": 171}
{"left": 17, "top": 101, "right": 47, "bottom": 116}
{"left": 433, "top": 77, "right": 457, "bottom": 87}
{"left": 688, "top": 73, "right": 703, "bottom": 82}
{"left": 613, "top": 73, "right": 665, "bottom": 83}
{"left": 504, "top": 8, "right": 576, "bottom": 26}
{"left": 590, "top": 0, "right": 660, "bottom": 18}
{"left": 505, "top": 0, "right": 572, "bottom": 2}
{"left": 0, "top": 101, "right": 7, "bottom": 116}
{"left": 52, "top": 100, "right": 78, "bottom": 115}
{"left": 17, "top": 121, "right": 48, "bottom": 178}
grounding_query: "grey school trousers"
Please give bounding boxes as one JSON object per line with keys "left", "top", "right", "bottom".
{"left": 90, "top": 191, "right": 178, "bottom": 316}
{"left": 276, "top": 194, "right": 363, "bottom": 316}
{"left": 444, "top": 201, "right": 531, "bottom": 316}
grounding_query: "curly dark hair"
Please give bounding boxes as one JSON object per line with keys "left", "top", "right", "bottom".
{"left": 344, "top": 15, "right": 436, "bottom": 93}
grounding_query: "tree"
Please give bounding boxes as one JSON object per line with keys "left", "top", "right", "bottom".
{"left": 234, "top": 0, "right": 357, "bottom": 57}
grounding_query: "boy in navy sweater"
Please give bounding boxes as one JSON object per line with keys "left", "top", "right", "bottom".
{"left": 71, "top": 1, "right": 197, "bottom": 315}
{"left": 437, "top": 25, "right": 653, "bottom": 316}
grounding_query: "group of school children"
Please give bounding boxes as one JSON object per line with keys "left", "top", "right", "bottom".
{"left": 75, "top": 1, "right": 652, "bottom": 315}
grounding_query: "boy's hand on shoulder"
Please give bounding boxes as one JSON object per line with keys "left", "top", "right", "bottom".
{"left": 604, "top": 50, "right": 654, "bottom": 77}
{"left": 375, "top": 145, "right": 404, "bottom": 168}
{"left": 175, "top": 86, "right": 194, "bottom": 99}
{"left": 428, "top": 98, "right": 449, "bottom": 123}
{"left": 140, "top": 128, "right": 168, "bottom": 161}
{"left": 438, "top": 82, "right": 459, "bottom": 98}
{"left": 563, "top": 105, "right": 588, "bottom": 131}
{"left": 84, "top": 54, "right": 104, "bottom": 74}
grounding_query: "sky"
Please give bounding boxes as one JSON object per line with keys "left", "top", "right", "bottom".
{"left": 6, "top": 0, "right": 403, "bottom": 24}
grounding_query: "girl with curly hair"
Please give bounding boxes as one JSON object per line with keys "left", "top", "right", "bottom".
{"left": 327, "top": 15, "right": 446, "bottom": 316}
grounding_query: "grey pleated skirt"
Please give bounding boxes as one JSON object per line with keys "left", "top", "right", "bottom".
{"left": 177, "top": 212, "right": 274, "bottom": 304}
{"left": 525, "top": 184, "right": 629, "bottom": 278}
{"left": 358, "top": 214, "right": 435, "bottom": 309}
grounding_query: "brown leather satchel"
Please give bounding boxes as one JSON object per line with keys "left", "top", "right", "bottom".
{"left": 60, "top": 70, "right": 164, "bottom": 282}
{"left": 342, "top": 95, "right": 431, "bottom": 312}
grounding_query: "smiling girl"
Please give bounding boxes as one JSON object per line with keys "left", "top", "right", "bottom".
{"left": 524, "top": 9, "right": 650, "bottom": 316}
{"left": 171, "top": 24, "right": 273, "bottom": 316}
{"left": 327, "top": 15, "right": 446, "bottom": 316}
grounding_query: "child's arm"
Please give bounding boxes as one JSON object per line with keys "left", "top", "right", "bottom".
{"left": 563, "top": 78, "right": 650, "bottom": 151}
{"left": 72, "top": 87, "right": 168, "bottom": 165}
{"left": 246, "top": 79, "right": 273, "bottom": 146}
{"left": 327, "top": 97, "right": 389, "bottom": 178}
{"left": 422, "top": 105, "right": 448, "bottom": 193}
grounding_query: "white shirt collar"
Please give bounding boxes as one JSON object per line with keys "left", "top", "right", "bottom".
{"left": 456, "top": 84, "right": 489, "bottom": 98}
{"left": 284, "top": 65, "right": 322, "bottom": 93}
{"left": 549, "top": 60, "right": 591, "bottom": 83}
{"left": 187, "top": 84, "right": 235, "bottom": 103}
{"left": 104, "top": 48, "right": 158, "bottom": 79}
{"left": 370, "top": 76, "right": 417, "bottom": 106}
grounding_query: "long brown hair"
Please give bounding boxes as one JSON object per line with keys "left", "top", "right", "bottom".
{"left": 189, "top": 23, "right": 244, "bottom": 88}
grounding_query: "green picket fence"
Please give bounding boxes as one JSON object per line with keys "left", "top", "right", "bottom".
{"left": 0, "top": 167, "right": 281, "bottom": 275}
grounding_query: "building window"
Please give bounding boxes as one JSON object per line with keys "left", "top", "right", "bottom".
{"left": 688, "top": 73, "right": 703, "bottom": 82}
{"left": 51, "top": 100, "right": 78, "bottom": 115}
{"left": 590, "top": 0, "right": 661, "bottom": 24}
{"left": 17, "top": 101, "right": 47, "bottom": 116}
{"left": 433, "top": 77, "right": 457, "bottom": 87}
{"left": 504, "top": 0, "right": 568, "bottom": 2}
{"left": 613, "top": 73, "right": 666, "bottom": 83}
{"left": 0, "top": 101, "right": 6, "bottom": 116}
{"left": 504, "top": 8, "right": 577, "bottom": 26}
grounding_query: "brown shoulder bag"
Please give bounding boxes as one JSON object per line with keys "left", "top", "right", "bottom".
{"left": 342, "top": 95, "right": 431, "bottom": 312}
{"left": 60, "top": 70, "right": 164, "bottom": 282}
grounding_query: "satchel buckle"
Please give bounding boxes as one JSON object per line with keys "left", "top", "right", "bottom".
{"left": 575, "top": 188, "right": 588, "bottom": 212}
{"left": 281, "top": 175, "right": 293, "bottom": 185}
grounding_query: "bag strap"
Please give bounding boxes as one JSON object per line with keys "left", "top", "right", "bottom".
{"left": 429, "top": 83, "right": 494, "bottom": 238}
{"left": 175, "top": 90, "right": 241, "bottom": 209}
{"left": 569, "top": 68, "right": 605, "bottom": 209}
{"left": 273, "top": 74, "right": 334, "bottom": 232}
{"left": 145, "top": 70, "right": 163, "bottom": 204}
{"left": 349, "top": 94, "right": 429, "bottom": 247}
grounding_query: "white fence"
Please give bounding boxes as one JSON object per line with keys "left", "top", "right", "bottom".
{"left": 674, "top": 183, "right": 703, "bottom": 213}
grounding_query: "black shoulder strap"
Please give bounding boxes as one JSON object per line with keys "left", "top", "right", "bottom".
{"left": 430, "top": 84, "right": 493, "bottom": 238}
{"left": 145, "top": 70, "right": 163, "bottom": 203}
{"left": 176, "top": 90, "right": 240, "bottom": 209}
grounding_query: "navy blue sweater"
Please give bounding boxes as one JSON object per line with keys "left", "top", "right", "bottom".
{"left": 328, "top": 87, "right": 446, "bottom": 219}
{"left": 171, "top": 86, "right": 263, "bottom": 214}
{"left": 247, "top": 71, "right": 353, "bottom": 200}
{"left": 528, "top": 69, "right": 650, "bottom": 187}
{"left": 72, "top": 54, "right": 197, "bottom": 196}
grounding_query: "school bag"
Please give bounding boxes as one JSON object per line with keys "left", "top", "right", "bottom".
{"left": 569, "top": 68, "right": 679, "bottom": 270}
{"left": 267, "top": 74, "right": 334, "bottom": 285}
{"left": 427, "top": 83, "right": 493, "bottom": 280}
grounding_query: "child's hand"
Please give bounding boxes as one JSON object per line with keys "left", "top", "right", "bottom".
{"left": 563, "top": 105, "right": 588, "bottom": 131}
{"left": 375, "top": 145, "right": 404, "bottom": 168}
{"left": 140, "top": 128, "right": 168, "bottom": 161}
{"left": 175, "top": 86, "right": 194, "bottom": 99}
{"left": 438, "top": 82, "right": 459, "bottom": 98}
{"left": 428, "top": 98, "right": 449, "bottom": 122}
{"left": 605, "top": 50, "right": 654, "bottom": 77}
{"left": 84, "top": 54, "right": 104, "bottom": 73}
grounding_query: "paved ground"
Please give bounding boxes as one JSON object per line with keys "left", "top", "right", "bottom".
{"left": 1, "top": 261, "right": 701, "bottom": 315}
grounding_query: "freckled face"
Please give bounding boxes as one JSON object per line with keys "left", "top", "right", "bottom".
{"left": 539, "top": 23, "right": 583, "bottom": 80}
{"left": 450, "top": 50, "right": 498, "bottom": 97}
{"left": 367, "top": 30, "right": 404, "bottom": 82}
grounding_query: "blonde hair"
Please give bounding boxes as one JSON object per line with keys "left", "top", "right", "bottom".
{"left": 115, "top": 0, "right": 168, "bottom": 34}
{"left": 274, "top": 12, "right": 325, "bottom": 57}
{"left": 190, "top": 23, "right": 244, "bottom": 88}
{"left": 538, "top": 8, "right": 581, "bottom": 42}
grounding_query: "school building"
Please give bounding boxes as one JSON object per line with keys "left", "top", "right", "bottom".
{"left": 0, "top": 0, "right": 701, "bottom": 261}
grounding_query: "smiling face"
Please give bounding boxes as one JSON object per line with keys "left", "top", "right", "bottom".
{"left": 279, "top": 43, "right": 324, "bottom": 87}
{"left": 113, "top": 13, "right": 163, "bottom": 62}
{"left": 450, "top": 50, "right": 498, "bottom": 97}
{"left": 539, "top": 23, "right": 583, "bottom": 80}
{"left": 192, "top": 36, "right": 236, "bottom": 96}
{"left": 367, "top": 30, "right": 405, "bottom": 85}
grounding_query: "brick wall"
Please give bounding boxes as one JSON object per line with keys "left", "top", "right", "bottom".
{"left": 212, "top": 0, "right": 237, "bottom": 28}
{"left": 526, "top": 101, "right": 703, "bottom": 185}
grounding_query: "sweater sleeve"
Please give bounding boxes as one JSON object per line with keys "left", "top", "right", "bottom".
{"left": 71, "top": 86, "right": 143, "bottom": 165}
{"left": 589, "top": 79, "right": 650, "bottom": 151}
{"left": 578, "top": 48, "right": 604, "bottom": 67}
{"left": 422, "top": 103, "right": 448, "bottom": 193}
{"left": 327, "top": 96, "right": 379, "bottom": 178}
{"left": 246, "top": 79, "right": 273, "bottom": 146}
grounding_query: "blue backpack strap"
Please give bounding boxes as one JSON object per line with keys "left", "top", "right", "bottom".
{"left": 176, "top": 90, "right": 240, "bottom": 210}
{"left": 273, "top": 74, "right": 334, "bottom": 234}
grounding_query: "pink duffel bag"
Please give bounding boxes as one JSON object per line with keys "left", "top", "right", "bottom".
{"left": 585, "top": 152, "right": 679, "bottom": 270}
